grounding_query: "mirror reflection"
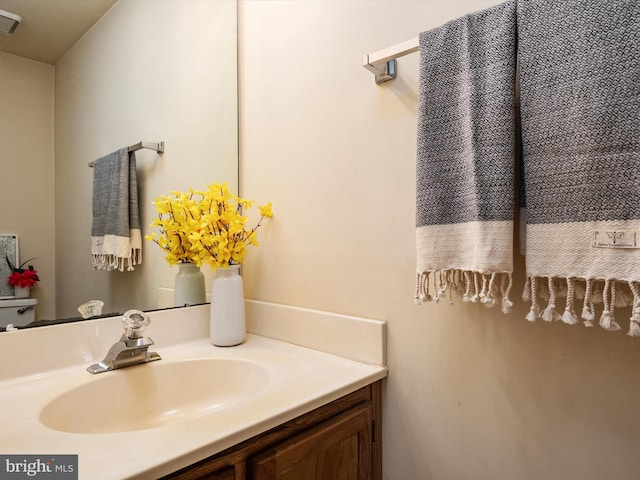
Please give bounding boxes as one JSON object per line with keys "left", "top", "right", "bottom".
{"left": 0, "top": 0, "right": 238, "bottom": 330}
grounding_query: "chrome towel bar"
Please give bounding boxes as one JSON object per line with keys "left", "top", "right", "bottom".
{"left": 88, "top": 141, "right": 164, "bottom": 167}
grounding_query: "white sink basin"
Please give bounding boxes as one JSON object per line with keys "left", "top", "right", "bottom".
{"left": 40, "top": 358, "right": 269, "bottom": 434}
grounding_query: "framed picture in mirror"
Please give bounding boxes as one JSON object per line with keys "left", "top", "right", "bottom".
{"left": 0, "top": 234, "right": 19, "bottom": 299}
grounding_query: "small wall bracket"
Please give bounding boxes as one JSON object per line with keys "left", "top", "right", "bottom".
{"left": 363, "top": 37, "right": 419, "bottom": 85}
{"left": 363, "top": 58, "right": 397, "bottom": 85}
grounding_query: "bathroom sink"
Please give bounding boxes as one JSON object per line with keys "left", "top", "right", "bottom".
{"left": 40, "top": 358, "right": 269, "bottom": 434}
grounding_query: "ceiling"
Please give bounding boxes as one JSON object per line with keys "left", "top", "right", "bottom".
{"left": 0, "top": 0, "right": 116, "bottom": 65}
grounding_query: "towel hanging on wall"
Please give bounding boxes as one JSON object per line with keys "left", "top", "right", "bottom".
{"left": 518, "top": 0, "right": 640, "bottom": 334}
{"left": 415, "top": 0, "right": 517, "bottom": 312}
{"left": 91, "top": 148, "right": 142, "bottom": 272}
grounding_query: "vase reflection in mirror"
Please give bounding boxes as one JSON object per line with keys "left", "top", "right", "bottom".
{"left": 174, "top": 263, "right": 206, "bottom": 307}
{"left": 210, "top": 264, "right": 246, "bottom": 346}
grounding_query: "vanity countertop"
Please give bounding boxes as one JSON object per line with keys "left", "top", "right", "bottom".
{"left": 0, "top": 302, "right": 387, "bottom": 479}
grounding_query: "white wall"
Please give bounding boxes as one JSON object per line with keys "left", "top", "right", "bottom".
{"left": 55, "top": 0, "right": 238, "bottom": 318}
{"left": 0, "top": 52, "right": 55, "bottom": 320}
{"left": 238, "top": 1, "right": 640, "bottom": 479}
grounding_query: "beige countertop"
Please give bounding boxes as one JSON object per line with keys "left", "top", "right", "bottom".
{"left": 0, "top": 302, "right": 387, "bottom": 479}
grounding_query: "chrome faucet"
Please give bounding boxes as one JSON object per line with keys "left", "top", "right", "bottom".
{"left": 87, "top": 309, "right": 161, "bottom": 374}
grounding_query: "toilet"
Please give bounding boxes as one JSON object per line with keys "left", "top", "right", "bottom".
{"left": 0, "top": 298, "right": 38, "bottom": 328}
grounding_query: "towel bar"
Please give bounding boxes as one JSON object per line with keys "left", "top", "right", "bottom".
{"left": 88, "top": 141, "right": 164, "bottom": 167}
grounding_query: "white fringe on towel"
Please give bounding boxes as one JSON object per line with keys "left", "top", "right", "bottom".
{"left": 91, "top": 231, "right": 142, "bottom": 272}
{"left": 416, "top": 270, "right": 513, "bottom": 314}
{"left": 522, "top": 275, "right": 640, "bottom": 335}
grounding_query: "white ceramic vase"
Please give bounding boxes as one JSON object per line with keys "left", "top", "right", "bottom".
{"left": 13, "top": 286, "right": 30, "bottom": 298}
{"left": 174, "top": 263, "right": 206, "bottom": 307}
{"left": 210, "top": 264, "right": 246, "bottom": 346}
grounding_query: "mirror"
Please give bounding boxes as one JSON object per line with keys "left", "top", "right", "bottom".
{"left": 0, "top": 0, "right": 238, "bottom": 329}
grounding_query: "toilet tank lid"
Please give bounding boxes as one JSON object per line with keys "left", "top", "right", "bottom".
{"left": 0, "top": 298, "right": 37, "bottom": 307}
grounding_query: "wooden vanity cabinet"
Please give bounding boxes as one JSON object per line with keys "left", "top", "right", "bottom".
{"left": 163, "top": 381, "right": 382, "bottom": 480}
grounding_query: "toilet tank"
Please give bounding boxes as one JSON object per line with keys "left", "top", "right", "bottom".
{"left": 0, "top": 298, "right": 37, "bottom": 328}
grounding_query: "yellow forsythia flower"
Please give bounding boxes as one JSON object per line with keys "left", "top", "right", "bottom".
{"left": 258, "top": 202, "right": 273, "bottom": 218}
{"left": 145, "top": 182, "right": 272, "bottom": 268}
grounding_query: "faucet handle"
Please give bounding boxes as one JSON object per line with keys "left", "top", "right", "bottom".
{"left": 121, "top": 309, "right": 150, "bottom": 339}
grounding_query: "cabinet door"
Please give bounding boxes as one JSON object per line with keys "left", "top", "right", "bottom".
{"left": 211, "top": 467, "right": 236, "bottom": 480}
{"left": 250, "top": 404, "right": 372, "bottom": 480}
{"left": 164, "top": 463, "right": 237, "bottom": 479}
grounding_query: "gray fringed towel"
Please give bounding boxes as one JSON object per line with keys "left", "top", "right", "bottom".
{"left": 91, "top": 148, "right": 142, "bottom": 272}
{"left": 518, "top": 0, "right": 640, "bottom": 335}
{"left": 415, "top": 0, "right": 517, "bottom": 312}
